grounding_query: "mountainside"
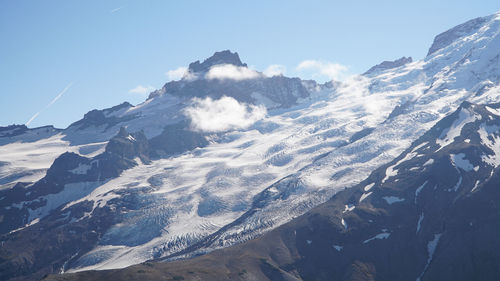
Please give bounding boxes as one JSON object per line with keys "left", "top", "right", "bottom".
{"left": 2, "top": 11, "right": 500, "bottom": 281}
{"left": 43, "top": 100, "right": 500, "bottom": 281}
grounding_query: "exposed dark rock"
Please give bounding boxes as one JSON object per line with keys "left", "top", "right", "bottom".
{"left": 363, "top": 57, "right": 412, "bottom": 75}
{"left": 0, "top": 125, "right": 61, "bottom": 145}
{"left": 0, "top": 125, "right": 28, "bottom": 137}
{"left": 66, "top": 102, "right": 135, "bottom": 131}
{"left": 149, "top": 122, "right": 208, "bottom": 158}
{"left": 147, "top": 51, "right": 311, "bottom": 108}
{"left": 188, "top": 50, "right": 247, "bottom": 73}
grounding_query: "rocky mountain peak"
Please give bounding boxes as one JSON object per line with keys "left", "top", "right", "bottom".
{"left": 187, "top": 50, "right": 247, "bottom": 73}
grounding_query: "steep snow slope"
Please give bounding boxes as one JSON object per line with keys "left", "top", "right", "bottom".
{"left": 0, "top": 126, "right": 106, "bottom": 188}
{"left": 153, "top": 11, "right": 500, "bottom": 260}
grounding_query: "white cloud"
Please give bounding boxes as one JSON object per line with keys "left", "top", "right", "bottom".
{"left": 296, "top": 60, "right": 349, "bottom": 81}
{"left": 129, "top": 85, "right": 155, "bottom": 95}
{"left": 184, "top": 96, "right": 267, "bottom": 132}
{"left": 263, "top": 64, "right": 286, "bottom": 77}
{"left": 205, "top": 64, "right": 262, "bottom": 81}
{"left": 165, "top": 67, "right": 189, "bottom": 81}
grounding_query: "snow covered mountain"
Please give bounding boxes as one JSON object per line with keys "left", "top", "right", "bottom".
{"left": 45, "top": 100, "right": 500, "bottom": 281}
{"left": 3, "top": 11, "right": 500, "bottom": 281}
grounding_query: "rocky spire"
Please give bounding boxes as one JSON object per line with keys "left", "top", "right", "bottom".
{"left": 188, "top": 50, "right": 247, "bottom": 73}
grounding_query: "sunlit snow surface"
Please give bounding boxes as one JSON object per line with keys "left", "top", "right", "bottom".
{"left": 0, "top": 134, "right": 106, "bottom": 187}
{"left": 5, "top": 11, "right": 500, "bottom": 272}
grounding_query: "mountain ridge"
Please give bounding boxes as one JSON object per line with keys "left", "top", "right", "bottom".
{"left": 2, "top": 11, "right": 500, "bottom": 281}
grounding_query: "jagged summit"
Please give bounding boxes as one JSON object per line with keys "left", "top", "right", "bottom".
{"left": 363, "top": 56, "right": 412, "bottom": 75}
{"left": 147, "top": 50, "right": 311, "bottom": 107}
{"left": 187, "top": 50, "right": 247, "bottom": 73}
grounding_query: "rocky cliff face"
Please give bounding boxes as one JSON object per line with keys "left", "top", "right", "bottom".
{"left": 187, "top": 50, "right": 248, "bottom": 73}
{"left": 147, "top": 50, "right": 313, "bottom": 108}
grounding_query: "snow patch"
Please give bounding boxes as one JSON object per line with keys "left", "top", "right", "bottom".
{"left": 382, "top": 152, "right": 417, "bottom": 183}
{"left": 423, "top": 159, "right": 434, "bottom": 166}
{"left": 412, "top": 141, "right": 429, "bottom": 152}
{"left": 343, "top": 204, "right": 355, "bottom": 213}
{"left": 8, "top": 218, "right": 40, "bottom": 234}
{"left": 363, "top": 232, "right": 390, "bottom": 244}
{"left": 69, "top": 163, "right": 91, "bottom": 175}
{"left": 415, "top": 181, "right": 428, "bottom": 203}
{"left": 333, "top": 245, "right": 343, "bottom": 251}
{"left": 417, "top": 213, "right": 424, "bottom": 233}
{"left": 449, "top": 176, "right": 463, "bottom": 192}
{"left": 450, "top": 153, "right": 475, "bottom": 171}
{"left": 418, "top": 233, "right": 442, "bottom": 281}
{"left": 471, "top": 180, "right": 481, "bottom": 192}
{"left": 341, "top": 218, "right": 348, "bottom": 230}
{"left": 382, "top": 196, "right": 405, "bottom": 204}
{"left": 486, "top": 106, "right": 500, "bottom": 116}
{"left": 436, "top": 108, "right": 481, "bottom": 151}
{"left": 478, "top": 123, "right": 500, "bottom": 167}
{"left": 359, "top": 192, "right": 372, "bottom": 203}
{"left": 364, "top": 183, "right": 375, "bottom": 192}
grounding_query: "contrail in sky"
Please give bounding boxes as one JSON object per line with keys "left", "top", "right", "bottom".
{"left": 110, "top": 6, "right": 125, "bottom": 13}
{"left": 26, "top": 82, "right": 73, "bottom": 126}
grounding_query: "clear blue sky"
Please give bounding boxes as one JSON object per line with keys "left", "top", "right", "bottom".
{"left": 1, "top": 0, "right": 499, "bottom": 128}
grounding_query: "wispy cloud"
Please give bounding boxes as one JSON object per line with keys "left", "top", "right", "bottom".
{"left": 110, "top": 6, "right": 125, "bottom": 14}
{"left": 296, "top": 60, "right": 349, "bottom": 81}
{"left": 184, "top": 96, "right": 266, "bottom": 132}
{"left": 129, "top": 85, "right": 155, "bottom": 95}
{"left": 263, "top": 64, "right": 286, "bottom": 77}
{"left": 165, "top": 67, "right": 188, "bottom": 81}
{"left": 205, "top": 64, "right": 262, "bottom": 81}
{"left": 26, "top": 82, "right": 73, "bottom": 126}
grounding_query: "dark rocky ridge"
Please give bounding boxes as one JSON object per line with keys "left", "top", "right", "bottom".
{"left": 363, "top": 56, "right": 412, "bottom": 75}
{"left": 0, "top": 125, "right": 28, "bottom": 137}
{"left": 66, "top": 102, "right": 135, "bottom": 131}
{"left": 147, "top": 50, "right": 312, "bottom": 108}
{"left": 188, "top": 50, "right": 248, "bottom": 73}
{"left": 0, "top": 125, "right": 61, "bottom": 146}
